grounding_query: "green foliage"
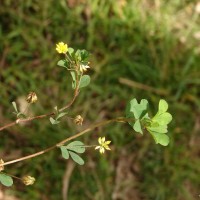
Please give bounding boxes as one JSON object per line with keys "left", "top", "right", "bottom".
{"left": 126, "top": 99, "right": 172, "bottom": 146}
{"left": 79, "top": 75, "right": 90, "bottom": 88}
{"left": 0, "top": 173, "right": 13, "bottom": 187}
{"left": 49, "top": 107, "right": 67, "bottom": 125}
{"left": 146, "top": 100, "right": 172, "bottom": 146}
{"left": 60, "top": 141, "right": 85, "bottom": 165}
{"left": 57, "top": 60, "right": 69, "bottom": 69}
{"left": 12, "top": 101, "right": 26, "bottom": 119}
{"left": 126, "top": 98, "right": 149, "bottom": 134}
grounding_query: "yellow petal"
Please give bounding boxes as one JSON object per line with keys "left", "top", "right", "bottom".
{"left": 100, "top": 147, "right": 105, "bottom": 154}
{"left": 101, "top": 137, "right": 105, "bottom": 143}
{"left": 98, "top": 137, "right": 102, "bottom": 144}
{"left": 105, "top": 141, "right": 111, "bottom": 145}
{"left": 95, "top": 146, "right": 100, "bottom": 150}
{"left": 105, "top": 146, "right": 111, "bottom": 150}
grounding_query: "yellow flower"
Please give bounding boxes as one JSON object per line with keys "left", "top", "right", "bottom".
{"left": 80, "top": 64, "right": 90, "bottom": 73}
{"left": 22, "top": 176, "right": 35, "bottom": 186}
{"left": 56, "top": 42, "right": 68, "bottom": 54}
{"left": 95, "top": 137, "right": 111, "bottom": 154}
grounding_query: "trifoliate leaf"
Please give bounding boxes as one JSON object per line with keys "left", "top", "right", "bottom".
{"left": 0, "top": 174, "right": 13, "bottom": 187}
{"left": 68, "top": 151, "right": 84, "bottom": 165}
{"left": 158, "top": 99, "right": 168, "bottom": 113}
{"left": 148, "top": 130, "right": 170, "bottom": 146}
{"left": 133, "top": 120, "right": 143, "bottom": 134}
{"left": 79, "top": 75, "right": 90, "bottom": 88}
{"left": 66, "top": 141, "right": 85, "bottom": 153}
{"left": 60, "top": 146, "right": 69, "bottom": 159}
{"left": 126, "top": 98, "right": 148, "bottom": 119}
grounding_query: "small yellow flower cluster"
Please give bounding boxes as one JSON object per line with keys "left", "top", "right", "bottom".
{"left": 56, "top": 42, "right": 68, "bottom": 54}
{"left": 95, "top": 137, "right": 111, "bottom": 154}
{"left": 74, "top": 115, "right": 84, "bottom": 126}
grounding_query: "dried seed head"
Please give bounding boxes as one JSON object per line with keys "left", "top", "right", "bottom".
{"left": 22, "top": 176, "right": 35, "bottom": 186}
{"left": 74, "top": 115, "right": 83, "bottom": 125}
{"left": 26, "top": 92, "right": 37, "bottom": 104}
{"left": 0, "top": 159, "right": 5, "bottom": 172}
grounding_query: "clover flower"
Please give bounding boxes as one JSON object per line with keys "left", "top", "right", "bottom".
{"left": 80, "top": 64, "right": 90, "bottom": 73}
{"left": 95, "top": 137, "right": 111, "bottom": 154}
{"left": 56, "top": 42, "right": 68, "bottom": 54}
{"left": 26, "top": 92, "right": 37, "bottom": 104}
{"left": 22, "top": 176, "right": 35, "bottom": 186}
{"left": 74, "top": 115, "right": 84, "bottom": 126}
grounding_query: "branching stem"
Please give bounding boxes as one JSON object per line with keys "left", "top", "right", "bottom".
{"left": 1, "top": 117, "right": 128, "bottom": 167}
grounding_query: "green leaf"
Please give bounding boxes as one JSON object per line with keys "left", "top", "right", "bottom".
{"left": 148, "top": 130, "right": 170, "bottom": 146}
{"left": 49, "top": 117, "right": 60, "bottom": 125}
{"left": 133, "top": 120, "right": 143, "bottom": 134}
{"left": 12, "top": 101, "right": 18, "bottom": 113}
{"left": 153, "top": 112, "right": 172, "bottom": 125}
{"left": 56, "top": 112, "right": 67, "bottom": 120}
{"left": 80, "top": 50, "right": 89, "bottom": 61}
{"left": 69, "top": 151, "right": 84, "bottom": 165}
{"left": 126, "top": 98, "right": 148, "bottom": 119}
{"left": 0, "top": 174, "right": 13, "bottom": 187}
{"left": 57, "top": 60, "right": 67, "bottom": 68}
{"left": 147, "top": 125, "right": 168, "bottom": 134}
{"left": 60, "top": 146, "right": 69, "bottom": 159}
{"left": 68, "top": 47, "right": 74, "bottom": 56}
{"left": 66, "top": 141, "right": 85, "bottom": 153}
{"left": 158, "top": 99, "right": 168, "bottom": 113}
{"left": 79, "top": 75, "right": 90, "bottom": 88}
{"left": 70, "top": 71, "right": 76, "bottom": 89}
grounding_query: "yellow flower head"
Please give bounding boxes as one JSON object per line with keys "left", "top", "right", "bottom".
{"left": 95, "top": 137, "right": 111, "bottom": 154}
{"left": 56, "top": 42, "right": 68, "bottom": 54}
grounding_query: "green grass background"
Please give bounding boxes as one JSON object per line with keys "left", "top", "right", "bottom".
{"left": 0, "top": 0, "right": 200, "bottom": 199}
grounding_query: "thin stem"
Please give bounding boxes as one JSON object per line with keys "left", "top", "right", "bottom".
{"left": 1, "top": 172, "right": 22, "bottom": 180}
{"left": 0, "top": 72, "right": 80, "bottom": 132}
{"left": 1, "top": 117, "right": 128, "bottom": 167}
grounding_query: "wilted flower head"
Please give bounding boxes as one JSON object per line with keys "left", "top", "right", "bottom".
{"left": 0, "top": 159, "right": 4, "bottom": 172}
{"left": 26, "top": 92, "right": 37, "bottom": 104}
{"left": 74, "top": 115, "right": 83, "bottom": 125}
{"left": 95, "top": 137, "right": 111, "bottom": 154}
{"left": 80, "top": 64, "right": 90, "bottom": 73}
{"left": 22, "top": 176, "right": 35, "bottom": 186}
{"left": 56, "top": 42, "right": 68, "bottom": 54}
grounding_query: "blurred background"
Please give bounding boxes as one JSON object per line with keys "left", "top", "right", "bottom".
{"left": 0, "top": 0, "right": 200, "bottom": 199}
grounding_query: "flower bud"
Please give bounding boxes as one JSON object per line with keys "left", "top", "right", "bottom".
{"left": 26, "top": 92, "right": 37, "bottom": 104}
{"left": 22, "top": 176, "right": 35, "bottom": 186}
{"left": 74, "top": 115, "right": 83, "bottom": 125}
{"left": 0, "top": 159, "right": 4, "bottom": 172}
